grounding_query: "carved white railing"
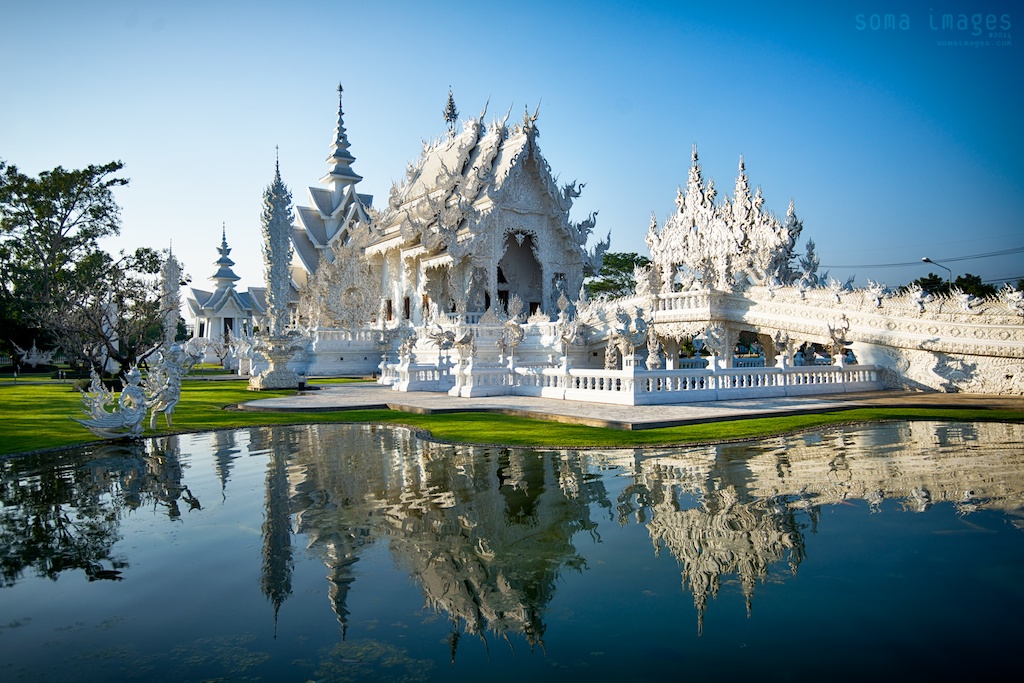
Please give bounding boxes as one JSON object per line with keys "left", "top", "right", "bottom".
{"left": 449, "top": 361, "right": 515, "bottom": 397}
{"left": 315, "top": 328, "right": 382, "bottom": 343}
{"left": 653, "top": 291, "right": 713, "bottom": 312}
{"left": 378, "top": 362, "right": 400, "bottom": 386}
{"left": 392, "top": 362, "right": 455, "bottom": 392}
{"left": 511, "top": 364, "right": 881, "bottom": 405}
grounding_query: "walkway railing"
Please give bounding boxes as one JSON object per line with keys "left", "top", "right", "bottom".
{"left": 511, "top": 362, "right": 881, "bottom": 405}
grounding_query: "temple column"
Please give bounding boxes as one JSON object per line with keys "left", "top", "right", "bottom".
{"left": 720, "top": 325, "right": 739, "bottom": 369}
{"left": 540, "top": 264, "right": 551, "bottom": 316}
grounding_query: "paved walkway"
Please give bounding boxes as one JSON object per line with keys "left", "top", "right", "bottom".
{"left": 238, "top": 383, "right": 1024, "bottom": 431}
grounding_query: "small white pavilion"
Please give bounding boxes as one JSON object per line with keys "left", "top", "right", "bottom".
{"left": 186, "top": 227, "right": 266, "bottom": 361}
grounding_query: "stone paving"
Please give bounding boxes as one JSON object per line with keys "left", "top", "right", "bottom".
{"left": 238, "top": 383, "right": 1024, "bottom": 431}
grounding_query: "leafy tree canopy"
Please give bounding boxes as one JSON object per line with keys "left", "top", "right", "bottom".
{"left": 905, "top": 272, "right": 998, "bottom": 299}
{"left": 586, "top": 252, "right": 651, "bottom": 299}
{"left": 0, "top": 160, "right": 164, "bottom": 373}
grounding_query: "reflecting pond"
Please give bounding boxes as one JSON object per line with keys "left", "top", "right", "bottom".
{"left": 2, "top": 421, "right": 1023, "bottom": 681}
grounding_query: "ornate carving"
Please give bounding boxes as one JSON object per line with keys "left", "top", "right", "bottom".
{"left": 298, "top": 237, "right": 381, "bottom": 331}
{"left": 11, "top": 340, "right": 55, "bottom": 368}
{"left": 646, "top": 148, "right": 806, "bottom": 293}
{"left": 74, "top": 367, "right": 148, "bottom": 439}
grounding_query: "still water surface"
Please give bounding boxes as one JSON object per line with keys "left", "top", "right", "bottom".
{"left": 2, "top": 421, "right": 1023, "bottom": 681}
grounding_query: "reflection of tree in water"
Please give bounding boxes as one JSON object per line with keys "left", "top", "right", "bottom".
{"left": 0, "top": 437, "right": 194, "bottom": 586}
{"left": 286, "top": 426, "right": 610, "bottom": 655}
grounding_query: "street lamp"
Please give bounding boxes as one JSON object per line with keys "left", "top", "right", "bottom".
{"left": 921, "top": 257, "right": 952, "bottom": 285}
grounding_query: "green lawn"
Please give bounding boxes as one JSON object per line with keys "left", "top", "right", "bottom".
{"left": 1, "top": 379, "right": 1022, "bottom": 457}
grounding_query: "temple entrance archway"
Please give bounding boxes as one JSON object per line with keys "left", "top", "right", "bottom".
{"left": 498, "top": 233, "right": 543, "bottom": 314}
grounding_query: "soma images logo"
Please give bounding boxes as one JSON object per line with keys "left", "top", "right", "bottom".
{"left": 855, "top": 13, "right": 910, "bottom": 30}
{"left": 855, "top": 10, "right": 1012, "bottom": 36}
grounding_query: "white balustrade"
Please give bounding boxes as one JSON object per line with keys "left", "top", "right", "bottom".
{"left": 501, "top": 363, "right": 881, "bottom": 405}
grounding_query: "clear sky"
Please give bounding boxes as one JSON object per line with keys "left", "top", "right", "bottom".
{"left": 2, "top": 0, "right": 1021, "bottom": 294}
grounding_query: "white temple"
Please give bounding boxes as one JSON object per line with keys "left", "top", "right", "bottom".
{"left": 237, "top": 85, "right": 1022, "bottom": 397}
{"left": 186, "top": 227, "right": 266, "bottom": 362}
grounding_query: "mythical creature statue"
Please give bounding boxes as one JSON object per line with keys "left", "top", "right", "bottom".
{"left": 562, "top": 180, "right": 584, "bottom": 201}
{"left": 74, "top": 367, "right": 148, "bottom": 439}
{"left": 612, "top": 307, "right": 649, "bottom": 355}
{"left": 645, "top": 333, "right": 663, "bottom": 370}
{"left": 906, "top": 284, "right": 935, "bottom": 313}
{"left": 1001, "top": 284, "right": 1024, "bottom": 316}
{"left": 866, "top": 281, "right": 888, "bottom": 307}
{"left": 12, "top": 341, "right": 56, "bottom": 368}
{"left": 954, "top": 287, "right": 978, "bottom": 312}
{"left": 144, "top": 343, "right": 199, "bottom": 429}
{"left": 703, "top": 323, "right": 726, "bottom": 357}
{"left": 427, "top": 324, "right": 456, "bottom": 351}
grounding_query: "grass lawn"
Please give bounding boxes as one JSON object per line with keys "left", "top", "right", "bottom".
{"left": 1, "top": 379, "right": 1022, "bottom": 457}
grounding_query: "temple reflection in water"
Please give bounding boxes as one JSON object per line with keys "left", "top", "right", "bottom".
{"left": 2, "top": 420, "right": 1022, "bottom": 662}
{"left": 246, "top": 421, "right": 1024, "bottom": 647}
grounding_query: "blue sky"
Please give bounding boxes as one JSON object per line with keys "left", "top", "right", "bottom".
{"left": 2, "top": 0, "right": 1020, "bottom": 293}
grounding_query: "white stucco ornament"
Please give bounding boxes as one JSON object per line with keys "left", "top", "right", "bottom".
{"left": 12, "top": 341, "right": 55, "bottom": 368}
{"left": 145, "top": 343, "right": 198, "bottom": 428}
{"left": 74, "top": 367, "right": 148, "bottom": 439}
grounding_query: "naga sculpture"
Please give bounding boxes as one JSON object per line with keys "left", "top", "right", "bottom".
{"left": 74, "top": 367, "right": 148, "bottom": 439}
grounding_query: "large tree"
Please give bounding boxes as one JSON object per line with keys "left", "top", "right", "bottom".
{"left": 585, "top": 252, "right": 651, "bottom": 299}
{"left": 43, "top": 247, "right": 165, "bottom": 376}
{"left": 0, "top": 160, "right": 128, "bottom": 356}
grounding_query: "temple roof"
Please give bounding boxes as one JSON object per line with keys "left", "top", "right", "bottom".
{"left": 291, "top": 84, "right": 372, "bottom": 274}
{"left": 211, "top": 225, "right": 241, "bottom": 286}
{"left": 368, "top": 105, "right": 581, "bottom": 256}
{"left": 186, "top": 229, "right": 265, "bottom": 320}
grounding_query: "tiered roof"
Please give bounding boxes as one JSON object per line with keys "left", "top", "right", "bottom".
{"left": 291, "top": 84, "right": 373, "bottom": 276}
{"left": 366, "top": 103, "right": 594, "bottom": 263}
{"left": 187, "top": 227, "right": 266, "bottom": 320}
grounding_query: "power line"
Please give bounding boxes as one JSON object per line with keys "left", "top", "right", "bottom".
{"left": 821, "top": 246, "right": 1024, "bottom": 269}
{"left": 983, "top": 274, "right": 1023, "bottom": 285}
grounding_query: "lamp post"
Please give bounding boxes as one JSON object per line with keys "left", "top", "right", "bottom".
{"left": 921, "top": 257, "right": 952, "bottom": 286}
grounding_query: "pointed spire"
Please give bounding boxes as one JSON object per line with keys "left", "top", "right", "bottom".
{"left": 443, "top": 86, "right": 459, "bottom": 137}
{"left": 324, "top": 83, "right": 362, "bottom": 183}
{"left": 262, "top": 153, "right": 295, "bottom": 337}
{"left": 211, "top": 224, "right": 240, "bottom": 285}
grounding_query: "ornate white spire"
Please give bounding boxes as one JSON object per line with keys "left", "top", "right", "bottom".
{"left": 159, "top": 246, "right": 182, "bottom": 346}
{"left": 212, "top": 223, "right": 240, "bottom": 285}
{"left": 262, "top": 154, "right": 295, "bottom": 337}
{"left": 324, "top": 83, "right": 362, "bottom": 183}
{"left": 443, "top": 87, "right": 459, "bottom": 138}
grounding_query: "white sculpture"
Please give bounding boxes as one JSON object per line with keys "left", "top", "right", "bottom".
{"left": 1001, "top": 284, "right": 1024, "bottom": 316}
{"left": 145, "top": 251, "right": 199, "bottom": 428}
{"left": 612, "top": 307, "right": 649, "bottom": 356}
{"left": 145, "top": 343, "right": 198, "bottom": 428}
{"left": 250, "top": 157, "right": 306, "bottom": 390}
{"left": 12, "top": 340, "right": 56, "bottom": 368}
{"left": 74, "top": 367, "right": 148, "bottom": 439}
